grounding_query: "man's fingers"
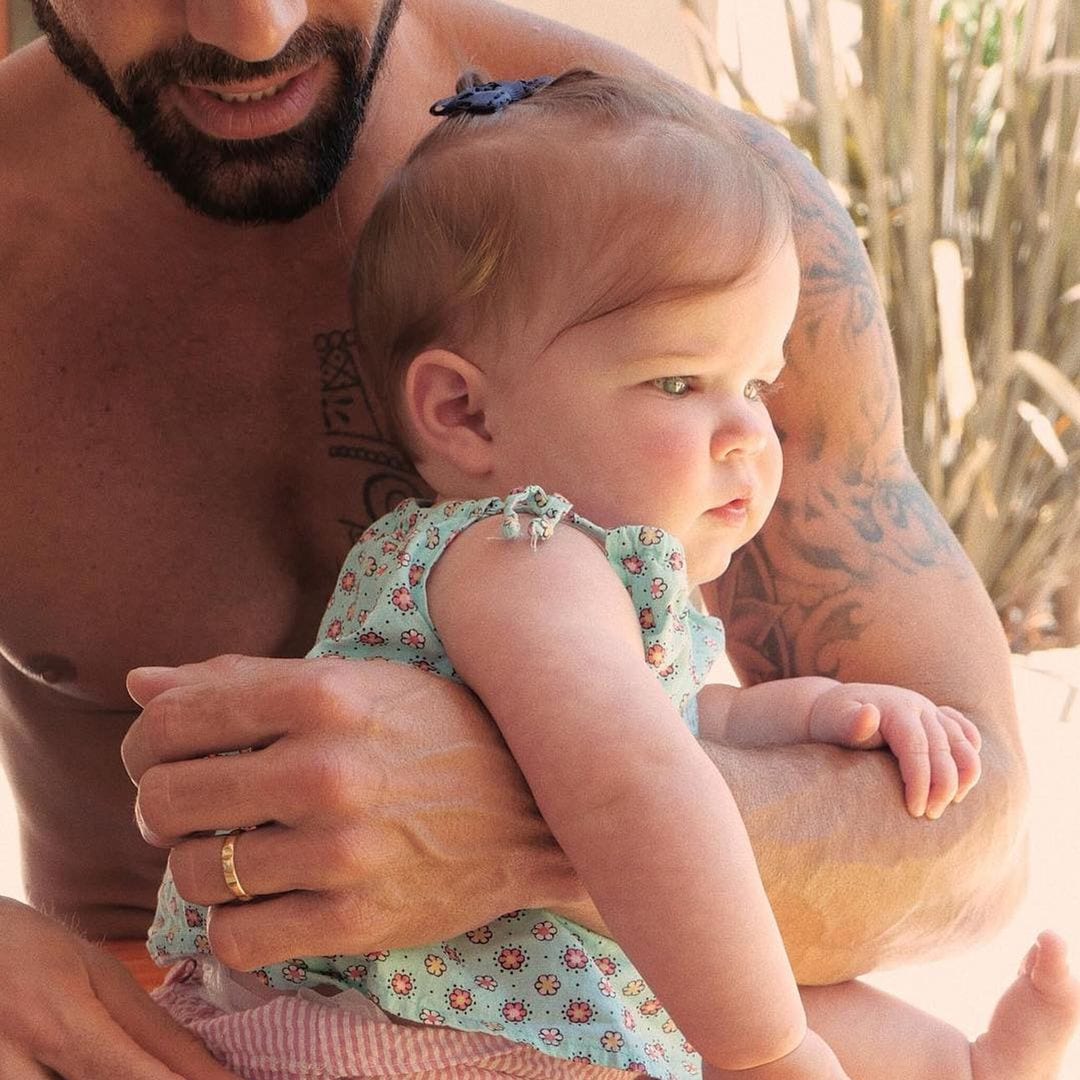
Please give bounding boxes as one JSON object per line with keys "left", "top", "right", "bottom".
{"left": 126, "top": 654, "right": 267, "bottom": 706}
{"left": 85, "top": 948, "right": 237, "bottom": 1080}
{"left": 206, "top": 888, "right": 396, "bottom": 971}
{"left": 134, "top": 748, "right": 299, "bottom": 845}
{"left": 36, "top": 994, "right": 194, "bottom": 1080}
{"left": 123, "top": 680, "right": 291, "bottom": 783}
{"left": 135, "top": 730, "right": 377, "bottom": 845}
{"left": 0, "top": 1045, "right": 53, "bottom": 1080}
{"left": 168, "top": 822, "right": 368, "bottom": 903}
{"left": 0, "top": 1042, "right": 53, "bottom": 1079}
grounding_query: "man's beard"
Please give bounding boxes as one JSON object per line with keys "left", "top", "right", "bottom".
{"left": 32, "top": 1, "right": 404, "bottom": 224}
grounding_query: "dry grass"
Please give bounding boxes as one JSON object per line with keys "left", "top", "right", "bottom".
{"left": 686, "top": 0, "right": 1080, "bottom": 648}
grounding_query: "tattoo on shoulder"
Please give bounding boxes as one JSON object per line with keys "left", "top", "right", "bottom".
{"left": 736, "top": 113, "right": 901, "bottom": 454}
{"left": 714, "top": 452, "right": 975, "bottom": 681}
{"left": 315, "top": 329, "right": 427, "bottom": 532}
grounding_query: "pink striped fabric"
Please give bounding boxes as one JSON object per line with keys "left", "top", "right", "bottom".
{"left": 154, "top": 961, "right": 643, "bottom": 1080}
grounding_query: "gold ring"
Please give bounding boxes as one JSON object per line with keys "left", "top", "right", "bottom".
{"left": 220, "top": 831, "right": 255, "bottom": 902}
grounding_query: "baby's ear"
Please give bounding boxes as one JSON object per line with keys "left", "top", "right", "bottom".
{"left": 403, "top": 350, "right": 495, "bottom": 477}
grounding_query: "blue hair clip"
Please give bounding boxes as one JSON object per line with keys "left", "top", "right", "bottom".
{"left": 430, "top": 76, "right": 555, "bottom": 117}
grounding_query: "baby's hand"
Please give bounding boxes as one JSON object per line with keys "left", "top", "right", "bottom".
{"left": 807, "top": 683, "right": 982, "bottom": 819}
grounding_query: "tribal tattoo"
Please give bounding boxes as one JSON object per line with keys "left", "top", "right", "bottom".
{"left": 714, "top": 114, "right": 969, "bottom": 683}
{"left": 316, "top": 329, "right": 426, "bottom": 533}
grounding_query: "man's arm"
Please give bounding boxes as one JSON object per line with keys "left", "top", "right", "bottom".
{"left": 485, "top": 5, "right": 1029, "bottom": 973}
{"left": 699, "top": 111, "right": 1028, "bottom": 983}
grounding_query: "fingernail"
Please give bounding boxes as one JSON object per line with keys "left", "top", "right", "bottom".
{"left": 131, "top": 666, "right": 176, "bottom": 677}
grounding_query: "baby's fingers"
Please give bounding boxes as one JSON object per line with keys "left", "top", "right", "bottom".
{"left": 922, "top": 710, "right": 961, "bottom": 819}
{"left": 942, "top": 706, "right": 983, "bottom": 751}
{"left": 939, "top": 707, "right": 982, "bottom": 803}
{"left": 884, "top": 713, "right": 931, "bottom": 818}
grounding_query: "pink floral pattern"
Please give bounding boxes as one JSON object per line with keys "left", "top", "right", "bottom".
{"left": 501, "top": 1000, "right": 529, "bottom": 1023}
{"left": 496, "top": 946, "right": 528, "bottom": 971}
{"left": 566, "top": 1001, "right": 595, "bottom": 1025}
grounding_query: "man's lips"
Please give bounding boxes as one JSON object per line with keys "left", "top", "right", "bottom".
{"left": 167, "top": 60, "right": 328, "bottom": 140}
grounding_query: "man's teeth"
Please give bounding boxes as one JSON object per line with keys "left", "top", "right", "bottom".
{"left": 211, "top": 83, "right": 287, "bottom": 104}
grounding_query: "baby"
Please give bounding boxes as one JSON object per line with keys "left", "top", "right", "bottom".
{"left": 150, "top": 70, "right": 1079, "bottom": 1080}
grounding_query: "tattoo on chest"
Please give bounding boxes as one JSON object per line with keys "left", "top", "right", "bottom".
{"left": 316, "top": 330, "right": 427, "bottom": 532}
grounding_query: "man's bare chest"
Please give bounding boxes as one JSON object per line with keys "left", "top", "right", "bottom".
{"left": 2, "top": 294, "right": 428, "bottom": 708}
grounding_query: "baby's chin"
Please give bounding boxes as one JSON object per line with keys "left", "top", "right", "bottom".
{"left": 687, "top": 550, "right": 734, "bottom": 589}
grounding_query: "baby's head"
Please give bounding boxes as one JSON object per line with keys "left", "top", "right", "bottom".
{"left": 352, "top": 69, "right": 798, "bottom": 583}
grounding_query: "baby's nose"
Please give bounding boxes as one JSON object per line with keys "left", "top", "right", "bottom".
{"left": 710, "top": 403, "right": 771, "bottom": 460}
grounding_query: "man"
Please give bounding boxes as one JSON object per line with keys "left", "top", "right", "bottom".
{"left": 0, "top": 2, "right": 1027, "bottom": 1077}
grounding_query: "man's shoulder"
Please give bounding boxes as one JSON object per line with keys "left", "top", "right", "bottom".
{"left": 0, "top": 40, "right": 75, "bottom": 168}
{"left": 0, "top": 41, "right": 100, "bottom": 236}
{"left": 426, "top": 0, "right": 661, "bottom": 82}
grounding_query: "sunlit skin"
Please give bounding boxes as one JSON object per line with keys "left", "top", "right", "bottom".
{"left": 400, "top": 218, "right": 1075, "bottom": 1075}
{"left": 0, "top": 1, "right": 1036, "bottom": 1077}
{"left": 474, "top": 244, "right": 795, "bottom": 589}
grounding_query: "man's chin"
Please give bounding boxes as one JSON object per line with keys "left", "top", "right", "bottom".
{"left": 31, "top": 3, "right": 392, "bottom": 225}
{"left": 155, "top": 168, "right": 334, "bottom": 225}
{"left": 138, "top": 140, "right": 341, "bottom": 224}
{"left": 127, "top": 97, "right": 358, "bottom": 224}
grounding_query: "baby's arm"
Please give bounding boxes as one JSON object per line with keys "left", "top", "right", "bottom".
{"left": 428, "top": 519, "right": 847, "bottom": 1078}
{"left": 702, "top": 679, "right": 982, "bottom": 819}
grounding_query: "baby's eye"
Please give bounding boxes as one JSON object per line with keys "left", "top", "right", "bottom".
{"left": 653, "top": 376, "right": 691, "bottom": 397}
{"left": 744, "top": 378, "right": 780, "bottom": 402}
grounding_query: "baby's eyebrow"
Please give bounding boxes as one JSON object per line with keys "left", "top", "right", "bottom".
{"left": 620, "top": 348, "right": 717, "bottom": 370}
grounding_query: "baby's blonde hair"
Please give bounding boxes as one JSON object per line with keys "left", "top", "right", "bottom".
{"left": 351, "top": 68, "right": 793, "bottom": 453}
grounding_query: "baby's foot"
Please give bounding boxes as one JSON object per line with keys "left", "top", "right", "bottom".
{"left": 971, "top": 931, "right": 1080, "bottom": 1079}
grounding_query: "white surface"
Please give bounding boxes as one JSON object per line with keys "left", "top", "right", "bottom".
{"left": 865, "top": 657, "right": 1080, "bottom": 1074}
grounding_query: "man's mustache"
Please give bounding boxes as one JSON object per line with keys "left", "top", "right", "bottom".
{"left": 120, "top": 22, "right": 363, "bottom": 92}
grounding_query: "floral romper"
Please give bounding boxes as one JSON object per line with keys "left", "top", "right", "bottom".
{"left": 150, "top": 487, "right": 727, "bottom": 1078}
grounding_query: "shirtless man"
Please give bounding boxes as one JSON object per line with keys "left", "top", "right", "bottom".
{"left": 0, "top": 3, "right": 1029, "bottom": 1078}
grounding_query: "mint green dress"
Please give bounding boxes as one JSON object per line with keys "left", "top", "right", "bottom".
{"left": 150, "top": 487, "right": 725, "bottom": 1078}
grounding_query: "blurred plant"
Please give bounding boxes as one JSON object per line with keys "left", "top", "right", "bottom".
{"left": 686, "top": 0, "right": 1080, "bottom": 649}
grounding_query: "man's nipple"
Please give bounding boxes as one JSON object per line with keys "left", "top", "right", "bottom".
{"left": 23, "top": 653, "right": 79, "bottom": 686}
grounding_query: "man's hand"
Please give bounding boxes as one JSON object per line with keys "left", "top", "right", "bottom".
{"left": 0, "top": 898, "right": 237, "bottom": 1079}
{"left": 807, "top": 683, "right": 983, "bottom": 820}
{"left": 122, "top": 655, "right": 582, "bottom": 971}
